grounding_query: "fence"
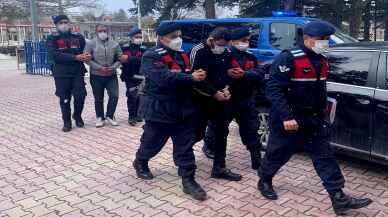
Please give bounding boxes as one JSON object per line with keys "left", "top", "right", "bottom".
{"left": 24, "top": 41, "right": 52, "bottom": 76}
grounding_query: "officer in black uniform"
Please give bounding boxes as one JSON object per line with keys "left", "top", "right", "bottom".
{"left": 258, "top": 21, "right": 372, "bottom": 215}
{"left": 133, "top": 23, "right": 208, "bottom": 201}
{"left": 47, "top": 15, "right": 90, "bottom": 132}
{"left": 204, "top": 27, "right": 266, "bottom": 170}
{"left": 190, "top": 27, "right": 242, "bottom": 182}
{"left": 120, "top": 28, "right": 146, "bottom": 126}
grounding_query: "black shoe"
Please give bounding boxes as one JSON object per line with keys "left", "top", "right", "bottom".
{"left": 73, "top": 116, "right": 85, "bottom": 128}
{"left": 330, "top": 191, "right": 372, "bottom": 215}
{"left": 133, "top": 159, "right": 153, "bottom": 180}
{"left": 62, "top": 122, "right": 72, "bottom": 132}
{"left": 182, "top": 177, "right": 207, "bottom": 201}
{"left": 211, "top": 167, "right": 242, "bottom": 181}
{"left": 250, "top": 150, "right": 261, "bottom": 170}
{"left": 128, "top": 118, "right": 137, "bottom": 126}
{"left": 202, "top": 145, "right": 214, "bottom": 159}
{"left": 258, "top": 179, "right": 278, "bottom": 200}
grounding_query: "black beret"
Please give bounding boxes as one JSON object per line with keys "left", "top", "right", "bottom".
{"left": 230, "top": 27, "right": 251, "bottom": 40}
{"left": 303, "top": 21, "right": 336, "bottom": 37}
{"left": 128, "top": 27, "right": 142, "bottom": 37}
{"left": 52, "top": 15, "right": 69, "bottom": 24}
{"left": 156, "top": 23, "right": 181, "bottom": 36}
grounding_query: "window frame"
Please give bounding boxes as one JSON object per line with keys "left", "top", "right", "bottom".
{"left": 201, "top": 22, "right": 262, "bottom": 48}
{"left": 327, "top": 50, "right": 380, "bottom": 88}
{"left": 269, "top": 22, "right": 298, "bottom": 50}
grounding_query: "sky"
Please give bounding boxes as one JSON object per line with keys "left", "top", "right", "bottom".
{"left": 103, "top": 0, "right": 134, "bottom": 13}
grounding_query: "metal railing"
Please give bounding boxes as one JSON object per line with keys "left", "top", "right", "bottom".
{"left": 24, "top": 41, "right": 52, "bottom": 76}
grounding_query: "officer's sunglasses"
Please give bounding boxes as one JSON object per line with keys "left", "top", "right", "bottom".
{"left": 97, "top": 30, "right": 108, "bottom": 33}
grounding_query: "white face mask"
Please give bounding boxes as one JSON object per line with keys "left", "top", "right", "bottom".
{"left": 211, "top": 45, "right": 225, "bottom": 55}
{"left": 132, "top": 38, "right": 143, "bottom": 45}
{"left": 234, "top": 42, "right": 250, "bottom": 51}
{"left": 57, "top": 24, "right": 70, "bottom": 33}
{"left": 311, "top": 40, "right": 329, "bottom": 54}
{"left": 98, "top": 32, "right": 108, "bottom": 41}
{"left": 167, "top": 37, "right": 183, "bottom": 51}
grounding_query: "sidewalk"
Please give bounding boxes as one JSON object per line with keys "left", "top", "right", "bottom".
{"left": 0, "top": 67, "right": 387, "bottom": 217}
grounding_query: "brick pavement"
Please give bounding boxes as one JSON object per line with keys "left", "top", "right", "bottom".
{"left": 0, "top": 70, "right": 388, "bottom": 217}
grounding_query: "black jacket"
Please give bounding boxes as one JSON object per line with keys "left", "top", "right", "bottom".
{"left": 46, "top": 32, "right": 87, "bottom": 78}
{"left": 120, "top": 43, "right": 146, "bottom": 86}
{"left": 266, "top": 43, "right": 328, "bottom": 125}
{"left": 227, "top": 46, "right": 266, "bottom": 101}
{"left": 138, "top": 45, "right": 196, "bottom": 124}
{"left": 190, "top": 41, "right": 231, "bottom": 97}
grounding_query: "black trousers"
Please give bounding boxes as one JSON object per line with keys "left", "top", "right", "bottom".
{"left": 195, "top": 99, "right": 229, "bottom": 168}
{"left": 54, "top": 76, "right": 86, "bottom": 123}
{"left": 205, "top": 97, "right": 261, "bottom": 153}
{"left": 125, "top": 82, "right": 140, "bottom": 119}
{"left": 260, "top": 118, "right": 345, "bottom": 193}
{"left": 136, "top": 119, "right": 197, "bottom": 177}
{"left": 90, "top": 75, "right": 119, "bottom": 119}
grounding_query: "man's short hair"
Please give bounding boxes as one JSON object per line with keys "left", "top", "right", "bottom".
{"left": 208, "top": 27, "right": 230, "bottom": 41}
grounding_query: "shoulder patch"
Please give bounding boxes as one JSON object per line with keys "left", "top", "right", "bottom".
{"left": 278, "top": 65, "right": 291, "bottom": 73}
{"left": 288, "top": 49, "right": 306, "bottom": 58}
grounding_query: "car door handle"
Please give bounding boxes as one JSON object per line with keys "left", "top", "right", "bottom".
{"left": 356, "top": 99, "right": 370, "bottom": 105}
{"left": 377, "top": 104, "right": 388, "bottom": 110}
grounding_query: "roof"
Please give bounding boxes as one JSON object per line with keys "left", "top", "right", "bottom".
{"left": 165, "top": 17, "right": 319, "bottom": 24}
{"left": 331, "top": 41, "right": 388, "bottom": 51}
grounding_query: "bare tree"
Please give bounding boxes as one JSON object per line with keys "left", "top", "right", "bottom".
{"left": 37, "top": 0, "right": 102, "bottom": 16}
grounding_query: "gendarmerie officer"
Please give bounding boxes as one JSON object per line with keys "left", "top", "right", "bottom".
{"left": 47, "top": 15, "right": 91, "bottom": 132}
{"left": 133, "top": 23, "right": 208, "bottom": 201}
{"left": 205, "top": 27, "right": 265, "bottom": 170}
{"left": 190, "top": 27, "right": 242, "bottom": 181}
{"left": 120, "top": 27, "right": 146, "bottom": 126}
{"left": 258, "top": 21, "right": 372, "bottom": 215}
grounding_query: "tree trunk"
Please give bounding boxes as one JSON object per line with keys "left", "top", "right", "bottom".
{"left": 333, "top": 0, "right": 344, "bottom": 29}
{"left": 349, "top": 0, "right": 363, "bottom": 38}
{"left": 284, "top": 0, "right": 295, "bottom": 11}
{"left": 363, "top": 0, "right": 371, "bottom": 41}
{"left": 58, "top": 0, "right": 64, "bottom": 14}
{"left": 385, "top": 0, "right": 388, "bottom": 41}
{"left": 204, "top": 0, "right": 216, "bottom": 19}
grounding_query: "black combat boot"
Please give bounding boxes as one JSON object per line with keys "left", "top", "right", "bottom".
{"left": 211, "top": 167, "right": 242, "bottom": 181}
{"left": 258, "top": 179, "right": 278, "bottom": 200}
{"left": 72, "top": 115, "right": 85, "bottom": 128}
{"left": 202, "top": 144, "right": 215, "bottom": 159}
{"left": 62, "top": 121, "right": 72, "bottom": 132}
{"left": 182, "top": 176, "right": 207, "bottom": 201}
{"left": 60, "top": 97, "right": 72, "bottom": 132}
{"left": 133, "top": 159, "right": 153, "bottom": 180}
{"left": 330, "top": 190, "right": 372, "bottom": 215}
{"left": 249, "top": 148, "right": 262, "bottom": 170}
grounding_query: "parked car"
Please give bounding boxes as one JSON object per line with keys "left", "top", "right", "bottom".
{"left": 323, "top": 42, "right": 388, "bottom": 165}
{"left": 162, "top": 16, "right": 358, "bottom": 63}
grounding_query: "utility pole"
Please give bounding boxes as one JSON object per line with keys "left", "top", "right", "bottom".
{"left": 137, "top": 0, "right": 142, "bottom": 29}
{"left": 30, "top": 0, "right": 39, "bottom": 41}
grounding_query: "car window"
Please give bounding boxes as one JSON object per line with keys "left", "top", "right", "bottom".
{"left": 180, "top": 23, "right": 204, "bottom": 45}
{"left": 270, "top": 23, "right": 297, "bottom": 50}
{"left": 330, "top": 30, "right": 359, "bottom": 44}
{"left": 328, "top": 51, "right": 374, "bottom": 86}
{"left": 202, "top": 22, "right": 260, "bottom": 48}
